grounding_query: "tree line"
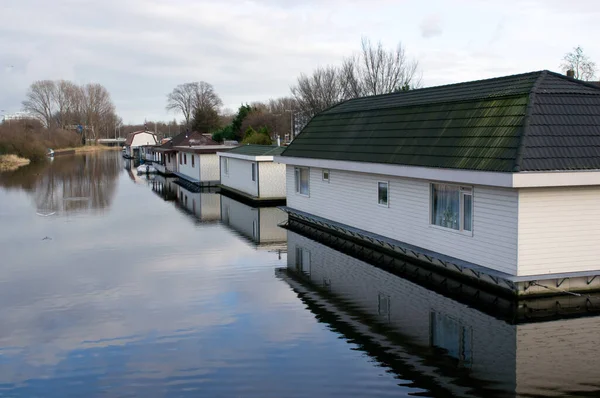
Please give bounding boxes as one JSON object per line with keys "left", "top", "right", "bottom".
{"left": 22, "top": 80, "right": 120, "bottom": 141}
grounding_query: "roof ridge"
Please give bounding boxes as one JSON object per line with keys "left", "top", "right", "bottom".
{"left": 539, "top": 70, "right": 600, "bottom": 92}
{"left": 328, "top": 70, "right": 545, "bottom": 107}
{"left": 513, "top": 71, "right": 547, "bottom": 172}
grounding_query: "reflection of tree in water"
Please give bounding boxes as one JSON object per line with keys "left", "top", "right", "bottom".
{"left": 0, "top": 153, "right": 120, "bottom": 214}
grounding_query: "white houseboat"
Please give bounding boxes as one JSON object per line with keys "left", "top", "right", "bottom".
{"left": 276, "top": 70, "right": 600, "bottom": 296}
{"left": 174, "top": 144, "right": 237, "bottom": 187}
{"left": 218, "top": 145, "right": 286, "bottom": 203}
{"left": 175, "top": 185, "right": 221, "bottom": 224}
{"left": 152, "top": 132, "right": 214, "bottom": 175}
{"left": 123, "top": 130, "right": 158, "bottom": 159}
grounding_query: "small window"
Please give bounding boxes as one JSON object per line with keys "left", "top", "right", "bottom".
{"left": 184, "top": 153, "right": 187, "bottom": 165}
{"left": 431, "top": 184, "right": 473, "bottom": 232}
{"left": 430, "top": 312, "right": 472, "bottom": 368}
{"left": 179, "top": 153, "right": 182, "bottom": 165}
{"left": 251, "top": 163, "right": 256, "bottom": 182}
{"left": 378, "top": 181, "right": 389, "bottom": 207}
{"left": 322, "top": 169, "right": 330, "bottom": 182}
{"left": 294, "top": 167, "right": 309, "bottom": 196}
{"left": 224, "top": 158, "right": 229, "bottom": 175}
{"left": 191, "top": 155, "right": 195, "bottom": 168}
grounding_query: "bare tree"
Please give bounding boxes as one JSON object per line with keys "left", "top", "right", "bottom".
{"left": 81, "top": 83, "right": 116, "bottom": 140}
{"left": 166, "top": 82, "right": 222, "bottom": 127}
{"left": 193, "top": 81, "right": 223, "bottom": 113}
{"left": 53, "top": 80, "right": 80, "bottom": 128}
{"left": 291, "top": 37, "right": 421, "bottom": 117}
{"left": 561, "top": 46, "right": 597, "bottom": 81}
{"left": 22, "top": 80, "right": 57, "bottom": 128}
{"left": 291, "top": 66, "right": 345, "bottom": 117}
{"left": 166, "top": 83, "right": 197, "bottom": 126}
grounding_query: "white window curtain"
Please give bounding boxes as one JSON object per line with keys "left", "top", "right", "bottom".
{"left": 295, "top": 167, "right": 309, "bottom": 195}
{"left": 431, "top": 184, "right": 460, "bottom": 230}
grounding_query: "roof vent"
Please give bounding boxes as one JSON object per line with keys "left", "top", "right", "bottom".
{"left": 566, "top": 69, "right": 575, "bottom": 78}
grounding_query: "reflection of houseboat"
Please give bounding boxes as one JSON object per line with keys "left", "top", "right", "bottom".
{"left": 152, "top": 132, "right": 214, "bottom": 175}
{"left": 218, "top": 145, "right": 286, "bottom": 204}
{"left": 174, "top": 184, "right": 221, "bottom": 223}
{"left": 277, "top": 71, "right": 600, "bottom": 296}
{"left": 150, "top": 175, "right": 178, "bottom": 201}
{"left": 220, "top": 195, "right": 287, "bottom": 250}
{"left": 123, "top": 130, "right": 158, "bottom": 159}
{"left": 278, "top": 225, "right": 600, "bottom": 398}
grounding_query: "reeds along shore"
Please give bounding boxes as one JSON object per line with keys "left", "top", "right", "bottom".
{"left": 0, "top": 154, "right": 30, "bottom": 172}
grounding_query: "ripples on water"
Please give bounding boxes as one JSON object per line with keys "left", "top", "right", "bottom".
{"left": 0, "top": 152, "right": 599, "bottom": 397}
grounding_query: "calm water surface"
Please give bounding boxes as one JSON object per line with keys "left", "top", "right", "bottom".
{"left": 1, "top": 152, "right": 600, "bottom": 397}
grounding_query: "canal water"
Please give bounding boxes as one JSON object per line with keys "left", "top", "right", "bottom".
{"left": 1, "top": 151, "right": 600, "bottom": 397}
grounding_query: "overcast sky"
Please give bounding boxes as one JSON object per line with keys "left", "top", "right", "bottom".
{"left": 1, "top": 0, "right": 599, "bottom": 124}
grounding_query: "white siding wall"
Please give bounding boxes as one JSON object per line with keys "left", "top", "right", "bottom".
{"left": 165, "top": 152, "right": 177, "bottom": 173}
{"left": 131, "top": 132, "right": 157, "bottom": 147}
{"left": 286, "top": 166, "right": 519, "bottom": 275}
{"left": 220, "top": 157, "right": 258, "bottom": 197}
{"left": 259, "top": 162, "right": 286, "bottom": 199}
{"left": 287, "top": 231, "right": 517, "bottom": 392}
{"left": 178, "top": 153, "right": 200, "bottom": 182}
{"left": 200, "top": 154, "right": 220, "bottom": 183}
{"left": 259, "top": 207, "right": 287, "bottom": 242}
{"left": 518, "top": 186, "right": 600, "bottom": 276}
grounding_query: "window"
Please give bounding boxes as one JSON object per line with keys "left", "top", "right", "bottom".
{"left": 184, "top": 153, "right": 187, "bottom": 165}
{"left": 223, "top": 158, "right": 229, "bottom": 175}
{"left": 431, "top": 184, "right": 473, "bottom": 232}
{"left": 378, "top": 293, "right": 390, "bottom": 319}
{"left": 378, "top": 181, "right": 389, "bottom": 207}
{"left": 191, "top": 155, "right": 195, "bottom": 168}
{"left": 179, "top": 153, "right": 182, "bottom": 165}
{"left": 294, "top": 167, "right": 309, "bottom": 196}
{"left": 322, "top": 169, "right": 330, "bottom": 182}
{"left": 251, "top": 162, "right": 256, "bottom": 182}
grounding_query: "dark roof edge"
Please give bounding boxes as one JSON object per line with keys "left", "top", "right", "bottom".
{"left": 513, "top": 71, "right": 547, "bottom": 172}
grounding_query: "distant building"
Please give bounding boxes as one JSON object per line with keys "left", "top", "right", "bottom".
{"left": 123, "top": 130, "right": 158, "bottom": 159}
{"left": 2, "top": 112, "right": 33, "bottom": 123}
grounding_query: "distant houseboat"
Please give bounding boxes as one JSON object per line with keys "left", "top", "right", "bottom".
{"left": 152, "top": 132, "right": 215, "bottom": 175}
{"left": 174, "top": 144, "right": 237, "bottom": 187}
{"left": 124, "top": 130, "right": 158, "bottom": 159}
{"left": 175, "top": 185, "right": 221, "bottom": 223}
{"left": 218, "top": 145, "right": 286, "bottom": 204}
{"left": 276, "top": 70, "right": 600, "bottom": 296}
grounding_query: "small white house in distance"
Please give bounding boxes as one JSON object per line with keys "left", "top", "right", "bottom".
{"left": 276, "top": 70, "right": 600, "bottom": 296}
{"left": 218, "top": 145, "right": 286, "bottom": 202}
{"left": 124, "top": 130, "right": 158, "bottom": 159}
{"left": 174, "top": 144, "right": 237, "bottom": 186}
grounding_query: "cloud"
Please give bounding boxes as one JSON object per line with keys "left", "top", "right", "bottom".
{"left": 419, "top": 15, "right": 443, "bottom": 39}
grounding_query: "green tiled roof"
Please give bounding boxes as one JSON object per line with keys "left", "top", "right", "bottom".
{"left": 282, "top": 71, "right": 600, "bottom": 172}
{"left": 226, "top": 145, "right": 286, "bottom": 157}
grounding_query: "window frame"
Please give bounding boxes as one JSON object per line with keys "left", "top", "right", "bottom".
{"left": 429, "top": 183, "right": 473, "bottom": 236}
{"left": 251, "top": 162, "right": 256, "bottom": 182}
{"left": 223, "top": 158, "right": 229, "bottom": 175}
{"left": 294, "top": 167, "right": 310, "bottom": 197}
{"left": 191, "top": 154, "right": 195, "bottom": 168}
{"left": 322, "top": 169, "right": 330, "bottom": 182}
{"left": 184, "top": 153, "right": 187, "bottom": 165}
{"left": 377, "top": 181, "right": 389, "bottom": 208}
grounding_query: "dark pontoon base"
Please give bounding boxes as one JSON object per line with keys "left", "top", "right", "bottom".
{"left": 280, "top": 207, "right": 600, "bottom": 297}
{"left": 219, "top": 185, "right": 286, "bottom": 207}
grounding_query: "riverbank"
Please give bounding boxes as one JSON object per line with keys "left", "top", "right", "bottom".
{"left": 54, "top": 145, "right": 122, "bottom": 155}
{"left": 0, "top": 154, "right": 31, "bottom": 172}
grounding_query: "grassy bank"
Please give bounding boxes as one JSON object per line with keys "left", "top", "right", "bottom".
{"left": 0, "top": 154, "right": 31, "bottom": 172}
{"left": 54, "top": 145, "right": 122, "bottom": 155}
